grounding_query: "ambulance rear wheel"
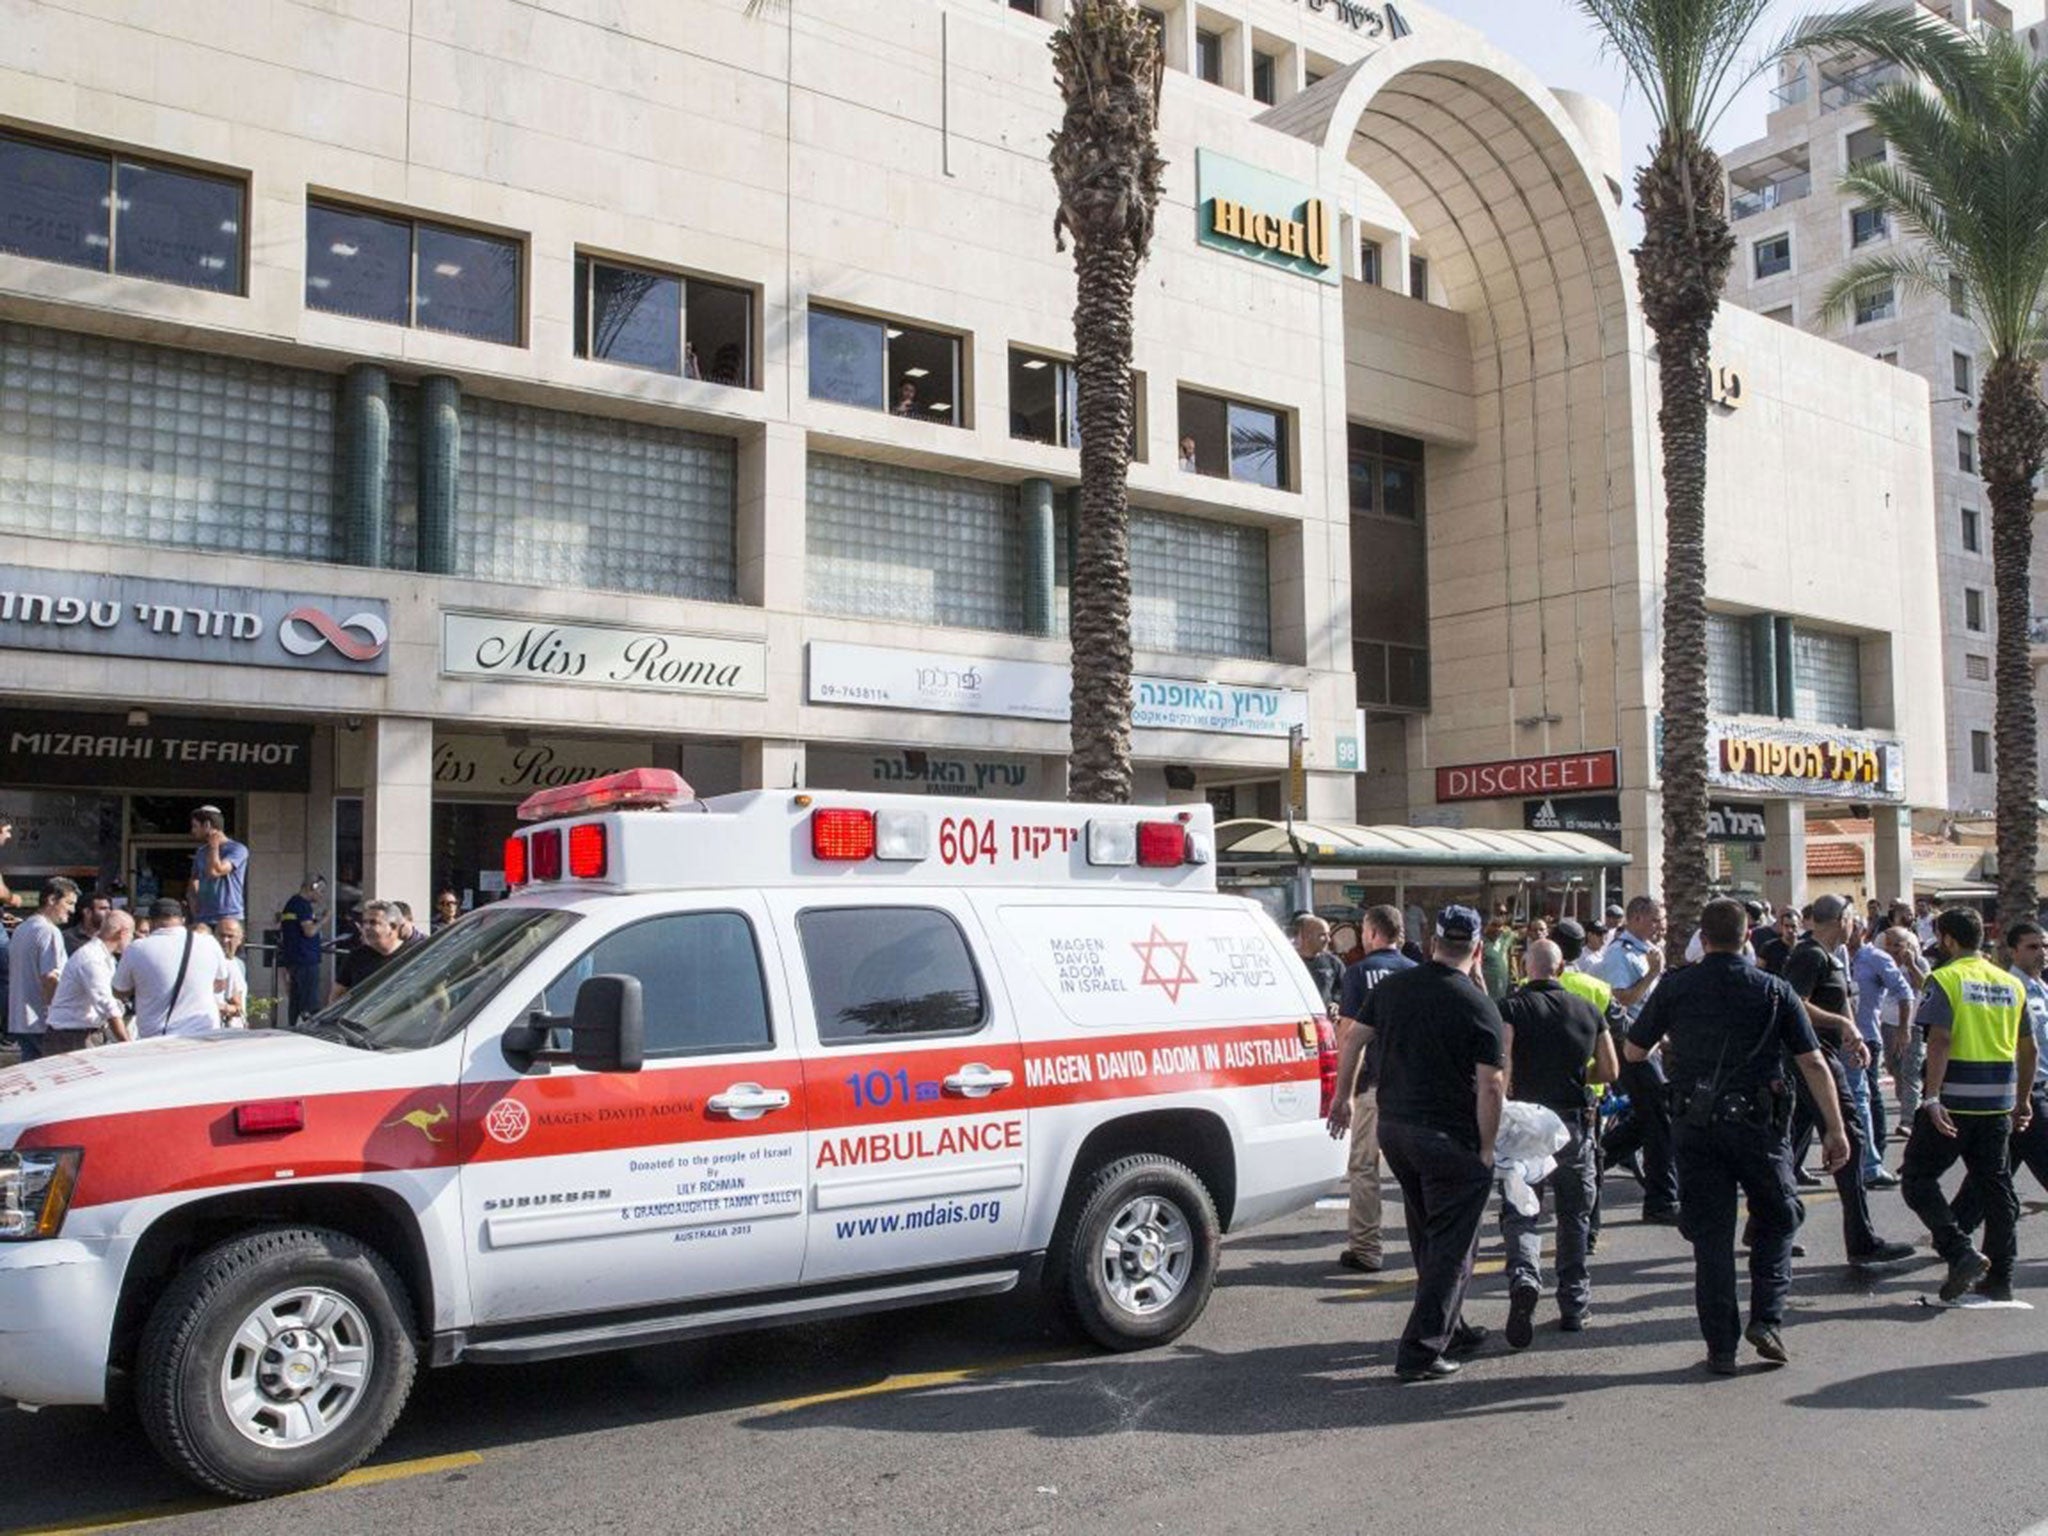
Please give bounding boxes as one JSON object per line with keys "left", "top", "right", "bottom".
{"left": 136, "top": 1226, "right": 418, "bottom": 1500}
{"left": 1050, "top": 1154, "right": 1219, "bottom": 1351}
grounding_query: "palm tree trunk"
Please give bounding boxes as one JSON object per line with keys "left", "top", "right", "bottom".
{"left": 1981, "top": 355, "right": 2048, "bottom": 931}
{"left": 1634, "top": 135, "right": 1732, "bottom": 960}
{"left": 1067, "top": 236, "right": 1138, "bottom": 804}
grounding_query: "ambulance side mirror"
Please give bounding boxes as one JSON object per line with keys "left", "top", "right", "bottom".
{"left": 570, "top": 974, "right": 644, "bottom": 1074}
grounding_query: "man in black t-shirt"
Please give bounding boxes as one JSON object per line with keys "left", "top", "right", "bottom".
{"left": 1292, "top": 913, "right": 1345, "bottom": 1011}
{"left": 331, "top": 900, "right": 404, "bottom": 1003}
{"left": 1328, "top": 906, "right": 1417, "bottom": 1272}
{"left": 1498, "top": 940, "right": 1619, "bottom": 1345}
{"left": 1356, "top": 905, "right": 1504, "bottom": 1382}
{"left": 1628, "top": 899, "right": 1850, "bottom": 1373}
{"left": 1781, "top": 895, "right": 1913, "bottom": 1266}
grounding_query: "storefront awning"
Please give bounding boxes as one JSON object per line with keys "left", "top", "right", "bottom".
{"left": 1214, "top": 818, "right": 1631, "bottom": 872}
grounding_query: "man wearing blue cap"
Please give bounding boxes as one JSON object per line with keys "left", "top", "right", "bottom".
{"left": 1357, "top": 903, "right": 1506, "bottom": 1381}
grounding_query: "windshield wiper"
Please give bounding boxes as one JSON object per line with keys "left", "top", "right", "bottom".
{"left": 295, "top": 1014, "right": 379, "bottom": 1051}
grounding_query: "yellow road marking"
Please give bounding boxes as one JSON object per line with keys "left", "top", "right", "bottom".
{"left": 761, "top": 1350, "right": 1079, "bottom": 1414}
{"left": 1335, "top": 1257, "right": 1505, "bottom": 1301}
{"left": 6, "top": 1451, "right": 483, "bottom": 1536}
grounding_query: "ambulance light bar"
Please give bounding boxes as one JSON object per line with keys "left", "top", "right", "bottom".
{"left": 810, "top": 808, "right": 928, "bottom": 863}
{"left": 516, "top": 768, "right": 694, "bottom": 823}
{"left": 1086, "top": 814, "right": 1211, "bottom": 868}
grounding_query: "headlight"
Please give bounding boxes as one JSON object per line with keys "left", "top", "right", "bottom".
{"left": 0, "top": 1149, "right": 84, "bottom": 1240}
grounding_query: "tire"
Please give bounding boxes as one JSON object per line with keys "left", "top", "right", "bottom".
{"left": 1046, "top": 1153, "right": 1220, "bottom": 1352}
{"left": 136, "top": 1226, "right": 419, "bottom": 1500}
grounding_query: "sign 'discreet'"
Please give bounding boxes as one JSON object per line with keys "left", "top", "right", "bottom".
{"left": 1438, "top": 749, "right": 1619, "bottom": 804}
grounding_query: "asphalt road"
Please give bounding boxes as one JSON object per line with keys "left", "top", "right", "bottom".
{"left": 6, "top": 1170, "right": 2047, "bottom": 1536}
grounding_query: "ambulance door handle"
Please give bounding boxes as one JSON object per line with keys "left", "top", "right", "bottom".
{"left": 943, "top": 1063, "right": 1015, "bottom": 1098}
{"left": 707, "top": 1083, "right": 792, "bottom": 1121}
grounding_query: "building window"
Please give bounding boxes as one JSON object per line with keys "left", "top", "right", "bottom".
{"left": 1129, "top": 510, "right": 1271, "bottom": 657}
{"left": 1753, "top": 233, "right": 1791, "bottom": 279}
{"left": 1962, "top": 506, "right": 1982, "bottom": 553}
{"left": 1252, "top": 50, "right": 1277, "bottom": 104}
{"left": 807, "top": 306, "right": 963, "bottom": 425}
{"left": 1966, "top": 652, "right": 1992, "bottom": 682}
{"left": 1790, "top": 627, "right": 1863, "bottom": 728}
{"left": 1845, "top": 124, "right": 1886, "bottom": 168}
{"left": 0, "top": 130, "right": 244, "bottom": 294}
{"left": 808, "top": 456, "right": 1021, "bottom": 632}
{"left": 1951, "top": 273, "right": 1969, "bottom": 316}
{"left": 1409, "top": 254, "right": 1430, "bottom": 301}
{"left": 1706, "top": 613, "right": 1757, "bottom": 715}
{"left": 1850, "top": 205, "right": 1888, "bottom": 247}
{"left": 1972, "top": 730, "right": 1992, "bottom": 774}
{"left": 1178, "top": 388, "right": 1289, "bottom": 489}
{"left": 1765, "top": 305, "right": 1795, "bottom": 325}
{"left": 1350, "top": 425, "right": 1428, "bottom": 710}
{"left": 1965, "top": 586, "right": 1986, "bottom": 631}
{"left": 1854, "top": 283, "right": 1895, "bottom": 325}
{"left": 1195, "top": 29, "right": 1222, "bottom": 83}
{"left": 1953, "top": 350, "right": 1973, "bottom": 398}
{"left": 306, "top": 202, "right": 521, "bottom": 345}
{"left": 1958, "top": 429, "right": 1976, "bottom": 473}
{"left": 1348, "top": 424, "right": 1423, "bottom": 520}
{"left": 572, "top": 255, "right": 752, "bottom": 386}
{"left": 1008, "top": 350, "right": 1142, "bottom": 458}
{"left": 1359, "top": 238, "right": 1383, "bottom": 286}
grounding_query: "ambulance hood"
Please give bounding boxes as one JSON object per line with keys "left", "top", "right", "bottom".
{"left": 0, "top": 1031, "right": 368, "bottom": 1144}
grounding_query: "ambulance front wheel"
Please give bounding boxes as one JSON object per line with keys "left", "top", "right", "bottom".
{"left": 136, "top": 1226, "right": 419, "bottom": 1500}
{"left": 1050, "top": 1154, "right": 1220, "bottom": 1351}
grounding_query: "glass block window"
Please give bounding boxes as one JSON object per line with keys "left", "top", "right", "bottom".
{"left": 1706, "top": 612, "right": 1756, "bottom": 714}
{"left": 1130, "top": 510, "right": 1270, "bottom": 658}
{"left": 461, "top": 396, "right": 736, "bottom": 600}
{"left": 806, "top": 455, "right": 1020, "bottom": 631}
{"left": 1791, "top": 627, "right": 1863, "bottom": 728}
{"left": 0, "top": 321, "right": 336, "bottom": 559}
{"left": 386, "top": 382, "right": 420, "bottom": 572}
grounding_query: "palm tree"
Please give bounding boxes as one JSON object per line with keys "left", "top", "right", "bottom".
{"left": 1573, "top": 0, "right": 1783, "bottom": 959}
{"left": 1050, "top": 0, "right": 1165, "bottom": 804}
{"left": 1802, "top": 12, "right": 2048, "bottom": 931}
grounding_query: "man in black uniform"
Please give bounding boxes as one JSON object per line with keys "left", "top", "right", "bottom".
{"left": 1498, "top": 939, "right": 1619, "bottom": 1344}
{"left": 1781, "top": 895, "right": 1915, "bottom": 1266}
{"left": 1627, "top": 899, "right": 1852, "bottom": 1374}
{"left": 1362, "top": 905, "right": 1506, "bottom": 1382}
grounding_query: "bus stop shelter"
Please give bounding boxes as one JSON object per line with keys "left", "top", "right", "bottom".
{"left": 1213, "top": 818, "right": 1632, "bottom": 923}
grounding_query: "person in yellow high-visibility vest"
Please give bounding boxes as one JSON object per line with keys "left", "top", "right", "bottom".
{"left": 1902, "top": 907, "right": 2039, "bottom": 1303}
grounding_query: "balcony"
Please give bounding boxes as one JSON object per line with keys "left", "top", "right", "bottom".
{"left": 1820, "top": 61, "right": 1905, "bottom": 111}
{"left": 1732, "top": 171, "right": 1813, "bottom": 221}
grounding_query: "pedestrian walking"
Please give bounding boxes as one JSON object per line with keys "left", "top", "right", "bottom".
{"left": 44, "top": 909, "right": 135, "bottom": 1048}
{"left": 1327, "top": 906, "right": 1417, "bottom": 1273}
{"left": 1851, "top": 917, "right": 1915, "bottom": 1184}
{"left": 188, "top": 804, "right": 248, "bottom": 925}
{"left": 1627, "top": 898, "right": 1851, "bottom": 1374}
{"left": 1356, "top": 905, "right": 1504, "bottom": 1381}
{"left": 7, "top": 877, "right": 79, "bottom": 1062}
{"left": 114, "top": 899, "right": 230, "bottom": 1038}
{"left": 1498, "top": 939, "right": 1618, "bottom": 1344}
{"left": 1950, "top": 919, "right": 2048, "bottom": 1245}
{"left": 1901, "top": 907, "right": 2037, "bottom": 1303}
{"left": 1597, "top": 896, "right": 1679, "bottom": 1224}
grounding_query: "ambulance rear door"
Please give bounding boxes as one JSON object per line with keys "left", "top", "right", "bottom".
{"left": 767, "top": 889, "right": 1029, "bottom": 1283}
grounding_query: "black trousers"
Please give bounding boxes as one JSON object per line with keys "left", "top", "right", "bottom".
{"left": 1789, "top": 1049, "right": 1880, "bottom": 1254}
{"left": 1953, "top": 1087, "right": 2048, "bottom": 1236}
{"left": 1673, "top": 1119, "right": 1803, "bottom": 1358}
{"left": 1905, "top": 1109, "right": 2019, "bottom": 1276}
{"left": 1379, "top": 1117, "right": 1493, "bottom": 1371}
{"left": 1618, "top": 1057, "right": 1680, "bottom": 1216}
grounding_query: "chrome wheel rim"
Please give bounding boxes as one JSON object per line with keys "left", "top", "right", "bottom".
{"left": 218, "top": 1286, "right": 374, "bottom": 1447}
{"left": 1098, "top": 1194, "right": 1193, "bottom": 1316}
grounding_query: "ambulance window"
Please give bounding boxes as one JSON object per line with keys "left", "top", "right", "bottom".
{"left": 797, "top": 907, "right": 986, "bottom": 1043}
{"left": 541, "top": 911, "right": 772, "bottom": 1057}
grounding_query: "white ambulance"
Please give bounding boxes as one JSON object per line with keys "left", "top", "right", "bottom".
{"left": 0, "top": 770, "right": 1342, "bottom": 1498}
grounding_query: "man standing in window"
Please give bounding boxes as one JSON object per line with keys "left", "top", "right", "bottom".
{"left": 1356, "top": 906, "right": 1503, "bottom": 1380}
{"left": 189, "top": 805, "right": 247, "bottom": 926}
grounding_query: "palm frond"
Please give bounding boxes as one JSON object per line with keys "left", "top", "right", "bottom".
{"left": 1574, "top": 0, "right": 1779, "bottom": 139}
{"left": 1815, "top": 250, "right": 1951, "bottom": 326}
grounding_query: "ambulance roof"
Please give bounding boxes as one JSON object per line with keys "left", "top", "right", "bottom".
{"left": 504, "top": 773, "right": 1219, "bottom": 894}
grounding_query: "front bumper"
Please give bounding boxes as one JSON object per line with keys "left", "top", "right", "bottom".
{"left": 0, "top": 1238, "right": 126, "bottom": 1406}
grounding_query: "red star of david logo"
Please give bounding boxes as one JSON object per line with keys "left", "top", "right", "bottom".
{"left": 1132, "top": 925, "right": 1199, "bottom": 1004}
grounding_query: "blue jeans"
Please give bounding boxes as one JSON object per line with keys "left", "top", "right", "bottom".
{"left": 1845, "top": 1056, "right": 1884, "bottom": 1179}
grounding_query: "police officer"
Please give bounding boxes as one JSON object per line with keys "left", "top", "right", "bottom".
{"left": 1626, "top": 898, "right": 1851, "bottom": 1375}
{"left": 1900, "top": 907, "right": 2037, "bottom": 1302}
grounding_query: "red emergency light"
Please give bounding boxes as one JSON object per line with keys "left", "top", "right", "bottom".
{"left": 233, "top": 1099, "right": 305, "bottom": 1136}
{"left": 1137, "top": 821, "right": 1189, "bottom": 867}
{"left": 567, "top": 822, "right": 608, "bottom": 880}
{"left": 516, "top": 768, "right": 693, "bottom": 823}
{"left": 531, "top": 827, "right": 563, "bottom": 881}
{"left": 504, "top": 834, "right": 528, "bottom": 888}
{"left": 812, "top": 808, "right": 876, "bottom": 861}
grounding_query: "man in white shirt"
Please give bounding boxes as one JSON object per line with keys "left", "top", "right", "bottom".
{"left": 7, "top": 877, "right": 79, "bottom": 1062}
{"left": 45, "top": 910, "right": 136, "bottom": 1048}
{"left": 216, "top": 916, "right": 249, "bottom": 1026}
{"left": 114, "top": 899, "right": 230, "bottom": 1039}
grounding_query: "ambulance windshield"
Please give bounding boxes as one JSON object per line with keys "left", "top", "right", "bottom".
{"left": 300, "top": 906, "right": 582, "bottom": 1053}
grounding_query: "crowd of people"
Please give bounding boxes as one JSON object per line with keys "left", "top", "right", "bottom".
{"left": 1, "top": 803, "right": 457, "bottom": 1058}
{"left": 1292, "top": 889, "right": 2045, "bottom": 1380}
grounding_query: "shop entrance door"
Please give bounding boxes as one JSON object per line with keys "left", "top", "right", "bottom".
{"left": 130, "top": 838, "right": 195, "bottom": 911}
